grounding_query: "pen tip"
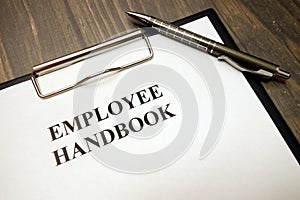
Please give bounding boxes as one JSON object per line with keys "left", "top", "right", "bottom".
{"left": 126, "top": 11, "right": 138, "bottom": 17}
{"left": 125, "top": 11, "right": 151, "bottom": 26}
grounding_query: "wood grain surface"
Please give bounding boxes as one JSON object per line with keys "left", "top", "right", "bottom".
{"left": 0, "top": 0, "right": 299, "bottom": 143}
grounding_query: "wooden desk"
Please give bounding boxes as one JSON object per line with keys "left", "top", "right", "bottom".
{"left": 0, "top": 0, "right": 299, "bottom": 143}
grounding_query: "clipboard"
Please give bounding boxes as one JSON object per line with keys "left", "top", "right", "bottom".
{"left": 0, "top": 9, "right": 299, "bottom": 199}
{"left": 1, "top": 8, "right": 298, "bottom": 164}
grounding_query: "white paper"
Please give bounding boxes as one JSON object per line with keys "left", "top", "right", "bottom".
{"left": 0, "top": 17, "right": 299, "bottom": 200}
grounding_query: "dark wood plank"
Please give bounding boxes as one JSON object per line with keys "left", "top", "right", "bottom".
{"left": 0, "top": 0, "right": 194, "bottom": 82}
{"left": 186, "top": 0, "right": 300, "bottom": 142}
{"left": 0, "top": 0, "right": 299, "bottom": 143}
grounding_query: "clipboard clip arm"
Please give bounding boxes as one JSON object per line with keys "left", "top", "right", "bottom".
{"left": 31, "top": 29, "right": 153, "bottom": 99}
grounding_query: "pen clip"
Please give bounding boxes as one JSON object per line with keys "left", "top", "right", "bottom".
{"left": 217, "top": 55, "right": 273, "bottom": 79}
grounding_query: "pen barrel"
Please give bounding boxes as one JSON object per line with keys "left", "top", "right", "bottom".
{"left": 153, "top": 20, "right": 277, "bottom": 72}
{"left": 212, "top": 44, "right": 290, "bottom": 79}
{"left": 149, "top": 16, "right": 290, "bottom": 80}
{"left": 213, "top": 43, "right": 277, "bottom": 72}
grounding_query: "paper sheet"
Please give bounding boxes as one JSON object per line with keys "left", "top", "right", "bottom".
{"left": 0, "top": 16, "right": 299, "bottom": 200}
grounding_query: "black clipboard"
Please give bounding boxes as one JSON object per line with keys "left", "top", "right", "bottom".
{"left": 0, "top": 8, "right": 299, "bottom": 163}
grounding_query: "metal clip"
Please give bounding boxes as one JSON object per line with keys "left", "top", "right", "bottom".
{"left": 217, "top": 55, "right": 273, "bottom": 79}
{"left": 31, "top": 29, "right": 153, "bottom": 99}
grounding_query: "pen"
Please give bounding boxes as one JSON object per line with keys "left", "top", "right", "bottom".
{"left": 126, "top": 11, "right": 291, "bottom": 81}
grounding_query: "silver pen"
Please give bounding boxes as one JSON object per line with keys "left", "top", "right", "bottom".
{"left": 126, "top": 11, "right": 290, "bottom": 81}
